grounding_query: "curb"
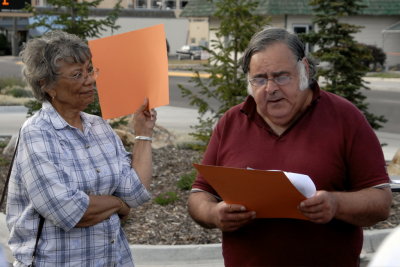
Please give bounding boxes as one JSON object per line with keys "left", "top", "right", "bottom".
{"left": 130, "top": 243, "right": 223, "bottom": 266}
{"left": 128, "top": 229, "right": 393, "bottom": 266}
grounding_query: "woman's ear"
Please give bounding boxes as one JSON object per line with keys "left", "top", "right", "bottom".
{"left": 43, "top": 84, "right": 56, "bottom": 100}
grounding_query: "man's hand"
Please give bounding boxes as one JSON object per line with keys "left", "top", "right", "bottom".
{"left": 211, "top": 202, "right": 256, "bottom": 232}
{"left": 298, "top": 190, "right": 338, "bottom": 224}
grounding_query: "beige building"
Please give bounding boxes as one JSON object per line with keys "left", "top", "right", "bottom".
{"left": 33, "top": 0, "right": 189, "bottom": 14}
{"left": 181, "top": 0, "right": 400, "bottom": 68}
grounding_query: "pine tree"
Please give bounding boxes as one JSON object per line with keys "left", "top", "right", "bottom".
{"left": 28, "top": 0, "right": 122, "bottom": 40}
{"left": 179, "top": 0, "right": 269, "bottom": 149}
{"left": 302, "top": 0, "right": 386, "bottom": 129}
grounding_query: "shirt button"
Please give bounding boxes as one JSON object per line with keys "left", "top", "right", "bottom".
{"left": 96, "top": 169, "right": 100, "bottom": 173}
{"left": 85, "top": 145, "right": 90, "bottom": 149}
{"left": 111, "top": 239, "right": 115, "bottom": 244}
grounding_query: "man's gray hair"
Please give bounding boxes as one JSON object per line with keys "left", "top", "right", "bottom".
{"left": 20, "top": 30, "right": 91, "bottom": 102}
{"left": 242, "top": 27, "right": 316, "bottom": 79}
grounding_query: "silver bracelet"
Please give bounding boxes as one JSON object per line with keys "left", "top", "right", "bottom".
{"left": 135, "top": 136, "right": 152, "bottom": 141}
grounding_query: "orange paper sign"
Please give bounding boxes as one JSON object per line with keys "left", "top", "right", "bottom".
{"left": 193, "top": 164, "right": 309, "bottom": 220}
{"left": 89, "top": 24, "right": 169, "bottom": 119}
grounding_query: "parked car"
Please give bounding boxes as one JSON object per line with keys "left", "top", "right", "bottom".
{"left": 176, "top": 45, "right": 202, "bottom": 60}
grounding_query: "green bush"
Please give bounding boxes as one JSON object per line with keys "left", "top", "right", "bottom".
{"left": 360, "top": 44, "right": 386, "bottom": 71}
{"left": 177, "top": 170, "right": 196, "bottom": 191}
{"left": 0, "top": 77, "right": 26, "bottom": 93}
{"left": 0, "top": 140, "right": 7, "bottom": 149}
{"left": 153, "top": 192, "right": 179, "bottom": 206}
{"left": 0, "top": 156, "right": 10, "bottom": 167}
{"left": 4, "top": 86, "right": 33, "bottom": 98}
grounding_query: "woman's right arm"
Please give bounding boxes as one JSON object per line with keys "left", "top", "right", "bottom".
{"left": 76, "top": 195, "right": 130, "bottom": 227}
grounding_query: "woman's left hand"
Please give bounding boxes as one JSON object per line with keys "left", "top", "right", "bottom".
{"left": 132, "top": 98, "right": 157, "bottom": 137}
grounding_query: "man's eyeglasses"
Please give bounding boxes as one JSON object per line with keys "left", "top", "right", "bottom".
{"left": 60, "top": 66, "right": 99, "bottom": 83}
{"left": 248, "top": 75, "right": 292, "bottom": 88}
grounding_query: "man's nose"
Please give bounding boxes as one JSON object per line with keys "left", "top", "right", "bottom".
{"left": 264, "top": 79, "right": 278, "bottom": 94}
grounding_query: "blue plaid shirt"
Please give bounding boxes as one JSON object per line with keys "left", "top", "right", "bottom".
{"left": 6, "top": 102, "right": 151, "bottom": 266}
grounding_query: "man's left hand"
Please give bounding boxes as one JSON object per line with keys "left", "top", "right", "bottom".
{"left": 298, "top": 190, "right": 338, "bottom": 224}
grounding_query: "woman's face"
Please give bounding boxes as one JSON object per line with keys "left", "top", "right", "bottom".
{"left": 48, "top": 59, "right": 97, "bottom": 112}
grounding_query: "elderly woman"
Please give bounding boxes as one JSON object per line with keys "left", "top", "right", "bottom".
{"left": 6, "top": 31, "right": 156, "bottom": 266}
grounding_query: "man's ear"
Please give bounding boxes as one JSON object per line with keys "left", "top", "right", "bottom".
{"left": 298, "top": 60, "right": 309, "bottom": 91}
{"left": 301, "top": 57, "right": 310, "bottom": 77}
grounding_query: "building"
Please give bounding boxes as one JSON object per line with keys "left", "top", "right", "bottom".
{"left": 0, "top": 0, "right": 193, "bottom": 55}
{"left": 180, "top": 0, "right": 400, "bottom": 69}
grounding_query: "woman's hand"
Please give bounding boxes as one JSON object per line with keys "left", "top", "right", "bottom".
{"left": 132, "top": 98, "right": 157, "bottom": 137}
{"left": 117, "top": 197, "right": 131, "bottom": 221}
{"left": 130, "top": 98, "right": 157, "bottom": 190}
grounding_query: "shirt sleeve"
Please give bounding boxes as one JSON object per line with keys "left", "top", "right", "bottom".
{"left": 18, "top": 125, "right": 89, "bottom": 231}
{"left": 344, "top": 107, "right": 390, "bottom": 190}
{"left": 191, "top": 117, "right": 224, "bottom": 198}
{"left": 111, "top": 132, "right": 151, "bottom": 207}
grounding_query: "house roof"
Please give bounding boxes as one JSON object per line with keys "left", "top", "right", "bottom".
{"left": 181, "top": 0, "right": 400, "bottom": 17}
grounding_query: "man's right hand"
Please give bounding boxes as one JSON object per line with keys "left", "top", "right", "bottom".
{"left": 211, "top": 201, "right": 256, "bottom": 232}
{"left": 188, "top": 192, "right": 256, "bottom": 232}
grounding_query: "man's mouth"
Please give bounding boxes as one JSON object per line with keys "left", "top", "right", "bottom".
{"left": 267, "top": 97, "right": 283, "bottom": 103}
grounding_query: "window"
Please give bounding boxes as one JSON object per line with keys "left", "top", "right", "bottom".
{"left": 293, "top": 24, "right": 312, "bottom": 53}
{"left": 151, "top": 0, "right": 160, "bottom": 9}
{"left": 136, "top": 0, "right": 147, "bottom": 8}
{"left": 165, "top": 0, "right": 176, "bottom": 9}
{"left": 180, "top": 0, "right": 188, "bottom": 9}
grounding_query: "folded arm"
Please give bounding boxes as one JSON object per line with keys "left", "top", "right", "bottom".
{"left": 76, "top": 195, "right": 130, "bottom": 227}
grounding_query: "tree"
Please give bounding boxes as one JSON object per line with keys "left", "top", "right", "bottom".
{"left": 360, "top": 44, "right": 386, "bottom": 72}
{"left": 179, "top": 0, "right": 269, "bottom": 149}
{"left": 302, "top": 0, "right": 386, "bottom": 130}
{"left": 27, "top": 0, "right": 122, "bottom": 40}
{"left": 25, "top": 0, "right": 122, "bottom": 116}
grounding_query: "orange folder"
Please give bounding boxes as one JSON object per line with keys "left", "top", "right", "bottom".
{"left": 88, "top": 24, "right": 169, "bottom": 119}
{"left": 193, "top": 164, "right": 309, "bottom": 220}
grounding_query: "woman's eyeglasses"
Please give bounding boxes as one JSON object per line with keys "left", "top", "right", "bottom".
{"left": 60, "top": 66, "right": 99, "bottom": 83}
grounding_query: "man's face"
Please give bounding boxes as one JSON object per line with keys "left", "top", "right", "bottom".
{"left": 248, "top": 42, "right": 312, "bottom": 130}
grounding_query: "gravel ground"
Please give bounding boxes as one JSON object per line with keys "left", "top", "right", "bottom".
{"left": 1, "top": 136, "right": 399, "bottom": 245}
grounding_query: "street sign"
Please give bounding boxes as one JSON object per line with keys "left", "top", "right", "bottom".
{"left": 0, "top": 0, "right": 27, "bottom": 10}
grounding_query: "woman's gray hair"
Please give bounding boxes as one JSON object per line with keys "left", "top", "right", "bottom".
{"left": 20, "top": 30, "right": 91, "bottom": 102}
{"left": 242, "top": 27, "right": 316, "bottom": 80}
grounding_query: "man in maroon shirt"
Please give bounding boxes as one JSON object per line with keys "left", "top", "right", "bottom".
{"left": 188, "top": 27, "right": 392, "bottom": 266}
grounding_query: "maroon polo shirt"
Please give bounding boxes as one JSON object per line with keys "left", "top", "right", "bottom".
{"left": 192, "top": 81, "right": 389, "bottom": 266}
